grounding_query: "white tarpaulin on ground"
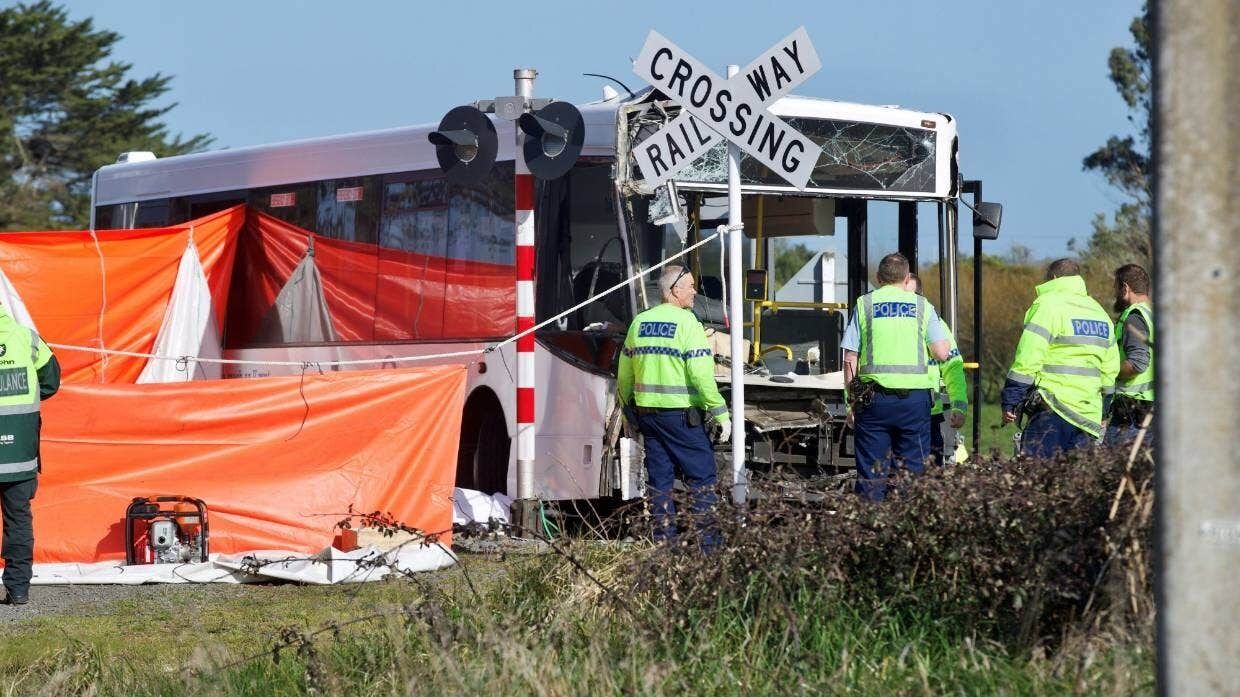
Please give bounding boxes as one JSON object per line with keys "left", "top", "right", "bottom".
{"left": 138, "top": 237, "right": 223, "bottom": 382}
{"left": 452, "top": 487, "right": 512, "bottom": 526}
{"left": 29, "top": 544, "right": 456, "bottom": 585}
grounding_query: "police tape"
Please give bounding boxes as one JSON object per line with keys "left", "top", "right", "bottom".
{"left": 46, "top": 229, "right": 726, "bottom": 370}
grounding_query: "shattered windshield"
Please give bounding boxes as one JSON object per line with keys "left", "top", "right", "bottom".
{"left": 665, "top": 117, "right": 938, "bottom": 193}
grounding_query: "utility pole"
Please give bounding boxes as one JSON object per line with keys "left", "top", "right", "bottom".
{"left": 725, "top": 63, "right": 747, "bottom": 504}
{"left": 1155, "top": 1, "right": 1240, "bottom": 694}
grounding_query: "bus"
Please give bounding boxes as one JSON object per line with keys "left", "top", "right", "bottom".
{"left": 91, "top": 87, "right": 999, "bottom": 502}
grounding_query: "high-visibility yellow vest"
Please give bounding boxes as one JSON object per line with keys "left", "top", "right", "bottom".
{"left": 1115, "top": 303, "right": 1154, "bottom": 402}
{"left": 1006, "top": 275, "right": 1120, "bottom": 437}
{"left": 855, "top": 285, "right": 937, "bottom": 390}
{"left": 0, "top": 319, "right": 53, "bottom": 481}
{"left": 929, "top": 325, "right": 967, "bottom": 416}
{"left": 617, "top": 303, "right": 729, "bottom": 425}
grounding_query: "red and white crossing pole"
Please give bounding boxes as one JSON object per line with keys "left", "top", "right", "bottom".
{"left": 514, "top": 68, "right": 537, "bottom": 505}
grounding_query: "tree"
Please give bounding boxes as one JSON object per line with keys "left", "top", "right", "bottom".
{"left": 0, "top": 1, "right": 211, "bottom": 230}
{"left": 771, "top": 238, "right": 814, "bottom": 290}
{"left": 1074, "top": 2, "right": 1151, "bottom": 271}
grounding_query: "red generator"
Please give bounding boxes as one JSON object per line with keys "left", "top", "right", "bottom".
{"left": 125, "top": 496, "right": 210, "bottom": 565}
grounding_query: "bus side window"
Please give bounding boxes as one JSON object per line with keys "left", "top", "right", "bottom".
{"left": 566, "top": 163, "right": 628, "bottom": 330}
{"left": 316, "top": 177, "right": 381, "bottom": 243}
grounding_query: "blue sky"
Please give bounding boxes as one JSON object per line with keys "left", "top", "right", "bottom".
{"left": 62, "top": 0, "right": 1144, "bottom": 257}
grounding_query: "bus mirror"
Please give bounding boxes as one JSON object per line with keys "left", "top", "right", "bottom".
{"left": 429, "top": 106, "right": 498, "bottom": 185}
{"left": 518, "top": 101, "right": 584, "bottom": 180}
{"left": 973, "top": 201, "right": 1003, "bottom": 240}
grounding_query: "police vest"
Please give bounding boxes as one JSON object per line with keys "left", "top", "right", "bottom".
{"left": 0, "top": 326, "right": 48, "bottom": 481}
{"left": 617, "top": 303, "right": 730, "bottom": 424}
{"left": 855, "top": 285, "right": 937, "bottom": 390}
{"left": 1115, "top": 303, "right": 1154, "bottom": 402}
{"left": 1006, "top": 275, "right": 1119, "bottom": 438}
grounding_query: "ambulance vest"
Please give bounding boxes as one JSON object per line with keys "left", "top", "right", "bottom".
{"left": 0, "top": 327, "right": 48, "bottom": 481}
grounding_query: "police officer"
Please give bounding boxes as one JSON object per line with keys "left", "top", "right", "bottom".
{"left": 1001, "top": 259, "right": 1119, "bottom": 457}
{"left": 1105, "top": 264, "right": 1154, "bottom": 446}
{"left": 617, "top": 265, "right": 729, "bottom": 546}
{"left": 842, "top": 254, "right": 953, "bottom": 501}
{"left": 904, "top": 273, "right": 967, "bottom": 464}
{"left": 0, "top": 305, "right": 60, "bottom": 605}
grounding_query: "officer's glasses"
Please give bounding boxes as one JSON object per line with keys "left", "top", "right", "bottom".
{"left": 671, "top": 266, "right": 692, "bottom": 293}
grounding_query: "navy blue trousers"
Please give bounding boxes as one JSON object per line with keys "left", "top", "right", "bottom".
{"left": 929, "top": 412, "right": 946, "bottom": 466}
{"left": 1021, "top": 409, "right": 1093, "bottom": 458}
{"left": 1, "top": 476, "right": 37, "bottom": 597}
{"left": 1104, "top": 424, "right": 1152, "bottom": 450}
{"left": 853, "top": 389, "right": 932, "bottom": 501}
{"left": 637, "top": 409, "right": 719, "bottom": 548}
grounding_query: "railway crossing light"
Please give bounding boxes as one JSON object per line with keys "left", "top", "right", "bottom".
{"left": 428, "top": 106, "right": 498, "bottom": 185}
{"left": 517, "top": 101, "right": 584, "bottom": 180}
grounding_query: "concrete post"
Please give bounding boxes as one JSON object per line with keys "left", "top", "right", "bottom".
{"left": 1155, "top": 1, "right": 1240, "bottom": 694}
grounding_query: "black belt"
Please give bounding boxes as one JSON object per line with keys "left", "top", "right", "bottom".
{"left": 634, "top": 406, "right": 688, "bottom": 416}
{"left": 870, "top": 384, "right": 929, "bottom": 399}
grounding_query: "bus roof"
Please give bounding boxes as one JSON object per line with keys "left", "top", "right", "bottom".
{"left": 93, "top": 92, "right": 955, "bottom": 206}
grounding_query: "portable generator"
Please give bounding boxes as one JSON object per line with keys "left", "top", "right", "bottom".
{"left": 124, "top": 495, "right": 210, "bottom": 565}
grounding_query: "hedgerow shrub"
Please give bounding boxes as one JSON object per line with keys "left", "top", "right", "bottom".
{"left": 622, "top": 444, "right": 1154, "bottom": 649}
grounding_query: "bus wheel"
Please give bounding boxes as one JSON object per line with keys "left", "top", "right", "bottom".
{"left": 456, "top": 390, "right": 510, "bottom": 495}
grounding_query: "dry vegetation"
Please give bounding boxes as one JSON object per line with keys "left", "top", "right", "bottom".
{"left": 4, "top": 442, "right": 1156, "bottom": 696}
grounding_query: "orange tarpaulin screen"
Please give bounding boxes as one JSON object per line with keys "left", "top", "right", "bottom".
{"left": 0, "top": 206, "right": 242, "bottom": 383}
{"left": 29, "top": 366, "right": 464, "bottom": 563}
{"left": 227, "top": 210, "right": 514, "bottom": 347}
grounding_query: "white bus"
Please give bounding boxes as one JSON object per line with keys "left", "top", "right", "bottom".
{"left": 91, "top": 87, "right": 999, "bottom": 502}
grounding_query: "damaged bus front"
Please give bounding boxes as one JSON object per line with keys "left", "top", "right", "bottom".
{"left": 601, "top": 91, "right": 981, "bottom": 486}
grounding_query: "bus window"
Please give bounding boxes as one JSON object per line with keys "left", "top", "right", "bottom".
{"left": 249, "top": 184, "right": 318, "bottom": 230}
{"left": 442, "top": 163, "right": 515, "bottom": 339}
{"left": 316, "top": 177, "right": 381, "bottom": 244}
{"left": 378, "top": 174, "right": 449, "bottom": 340}
{"left": 535, "top": 161, "right": 628, "bottom": 332}
{"left": 627, "top": 190, "right": 735, "bottom": 329}
{"left": 566, "top": 163, "right": 628, "bottom": 330}
{"left": 100, "top": 200, "right": 170, "bottom": 229}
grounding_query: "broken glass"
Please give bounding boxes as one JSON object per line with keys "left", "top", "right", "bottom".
{"left": 642, "top": 115, "right": 938, "bottom": 194}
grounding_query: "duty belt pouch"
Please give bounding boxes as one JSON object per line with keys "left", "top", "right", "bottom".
{"left": 1016, "top": 388, "right": 1045, "bottom": 429}
{"left": 848, "top": 377, "right": 875, "bottom": 411}
{"left": 685, "top": 408, "right": 704, "bottom": 428}
{"left": 1111, "top": 396, "right": 1149, "bottom": 426}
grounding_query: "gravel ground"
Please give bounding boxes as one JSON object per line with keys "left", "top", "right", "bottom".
{"left": 0, "top": 544, "right": 526, "bottom": 626}
{"left": 0, "top": 583, "right": 253, "bottom": 625}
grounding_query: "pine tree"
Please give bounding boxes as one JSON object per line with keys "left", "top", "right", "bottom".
{"left": 1073, "top": 2, "right": 1151, "bottom": 270}
{"left": 0, "top": 1, "right": 211, "bottom": 230}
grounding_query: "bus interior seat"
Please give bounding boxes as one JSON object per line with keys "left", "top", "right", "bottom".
{"left": 700, "top": 275, "right": 723, "bottom": 299}
{"left": 570, "top": 260, "right": 628, "bottom": 330}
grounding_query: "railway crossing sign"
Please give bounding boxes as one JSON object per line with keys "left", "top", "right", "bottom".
{"left": 632, "top": 27, "right": 822, "bottom": 189}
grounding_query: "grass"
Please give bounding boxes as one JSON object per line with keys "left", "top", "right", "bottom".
{"left": 0, "top": 443, "right": 1156, "bottom": 695}
{"left": 0, "top": 545, "right": 1153, "bottom": 696}
{"left": 964, "top": 399, "right": 1018, "bottom": 460}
